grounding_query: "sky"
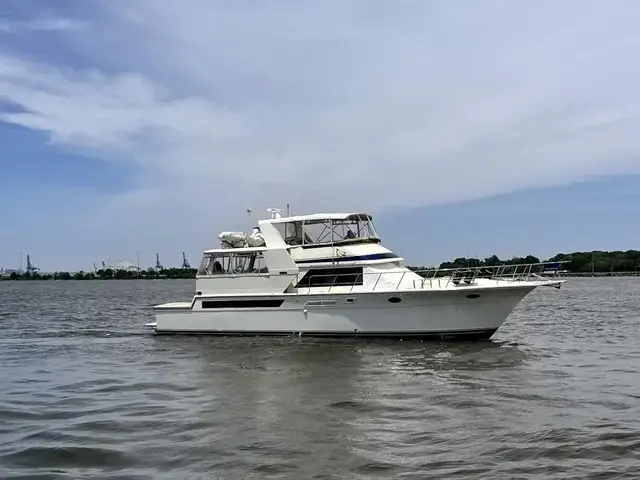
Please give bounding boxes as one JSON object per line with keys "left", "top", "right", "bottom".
{"left": 1, "top": 0, "right": 640, "bottom": 271}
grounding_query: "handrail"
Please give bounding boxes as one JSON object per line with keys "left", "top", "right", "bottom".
{"left": 293, "top": 262, "right": 561, "bottom": 293}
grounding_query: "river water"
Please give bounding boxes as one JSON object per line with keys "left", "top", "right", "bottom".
{"left": 0, "top": 278, "right": 639, "bottom": 479}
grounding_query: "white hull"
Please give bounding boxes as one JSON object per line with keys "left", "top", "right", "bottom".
{"left": 149, "top": 284, "right": 538, "bottom": 340}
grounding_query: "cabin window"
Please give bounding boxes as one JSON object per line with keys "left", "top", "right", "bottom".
{"left": 202, "top": 299, "right": 284, "bottom": 308}
{"left": 296, "top": 267, "right": 364, "bottom": 288}
{"left": 275, "top": 221, "right": 314, "bottom": 245}
{"left": 307, "top": 216, "right": 377, "bottom": 245}
{"left": 197, "top": 251, "right": 268, "bottom": 276}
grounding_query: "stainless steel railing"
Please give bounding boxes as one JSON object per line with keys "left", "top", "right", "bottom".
{"left": 293, "top": 262, "right": 561, "bottom": 293}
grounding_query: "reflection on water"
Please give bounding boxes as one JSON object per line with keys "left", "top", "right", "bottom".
{"left": 1, "top": 278, "right": 640, "bottom": 478}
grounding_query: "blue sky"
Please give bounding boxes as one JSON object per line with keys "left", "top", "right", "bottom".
{"left": 1, "top": 0, "right": 640, "bottom": 271}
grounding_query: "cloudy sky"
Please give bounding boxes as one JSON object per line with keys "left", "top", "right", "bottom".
{"left": 1, "top": 0, "right": 640, "bottom": 271}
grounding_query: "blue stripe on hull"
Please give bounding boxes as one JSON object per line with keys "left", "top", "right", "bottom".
{"left": 295, "top": 252, "right": 399, "bottom": 264}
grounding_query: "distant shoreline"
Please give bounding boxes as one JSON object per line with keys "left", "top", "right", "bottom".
{"left": 3, "top": 271, "right": 640, "bottom": 281}
{"left": 0, "top": 268, "right": 198, "bottom": 281}
{"left": 2, "top": 274, "right": 638, "bottom": 281}
{"left": 3, "top": 249, "right": 640, "bottom": 280}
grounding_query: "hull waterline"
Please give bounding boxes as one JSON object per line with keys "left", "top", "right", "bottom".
{"left": 146, "top": 325, "right": 499, "bottom": 340}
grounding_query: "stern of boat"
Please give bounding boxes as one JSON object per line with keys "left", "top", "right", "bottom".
{"left": 147, "top": 301, "right": 193, "bottom": 333}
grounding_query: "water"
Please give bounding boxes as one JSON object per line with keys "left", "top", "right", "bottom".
{"left": 1, "top": 278, "right": 639, "bottom": 479}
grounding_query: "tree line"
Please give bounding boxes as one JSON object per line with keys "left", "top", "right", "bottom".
{"left": 3, "top": 250, "right": 640, "bottom": 280}
{"left": 1, "top": 267, "right": 198, "bottom": 281}
{"left": 411, "top": 250, "right": 640, "bottom": 274}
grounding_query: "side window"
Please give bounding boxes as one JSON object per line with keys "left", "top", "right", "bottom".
{"left": 285, "top": 222, "right": 304, "bottom": 245}
{"left": 296, "top": 267, "right": 363, "bottom": 288}
{"left": 198, "top": 252, "right": 269, "bottom": 276}
{"left": 201, "top": 255, "right": 226, "bottom": 275}
{"left": 231, "top": 253, "right": 265, "bottom": 273}
{"left": 274, "top": 223, "right": 287, "bottom": 241}
{"left": 211, "top": 257, "right": 224, "bottom": 274}
{"left": 197, "top": 255, "right": 211, "bottom": 275}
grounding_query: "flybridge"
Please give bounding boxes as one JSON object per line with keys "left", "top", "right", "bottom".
{"left": 268, "top": 213, "right": 379, "bottom": 248}
{"left": 216, "top": 209, "right": 380, "bottom": 250}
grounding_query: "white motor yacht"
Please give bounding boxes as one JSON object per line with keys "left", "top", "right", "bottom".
{"left": 146, "top": 208, "right": 564, "bottom": 339}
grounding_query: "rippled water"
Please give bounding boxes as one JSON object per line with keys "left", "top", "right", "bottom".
{"left": 1, "top": 278, "right": 640, "bottom": 479}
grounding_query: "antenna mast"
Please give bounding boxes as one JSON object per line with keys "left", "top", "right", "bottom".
{"left": 266, "top": 208, "right": 284, "bottom": 219}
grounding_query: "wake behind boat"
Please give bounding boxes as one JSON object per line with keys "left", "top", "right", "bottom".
{"left": 146, "top": 208, "right": 565, "bottom": 339}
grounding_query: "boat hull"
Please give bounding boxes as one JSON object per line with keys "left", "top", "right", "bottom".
{"left": 150, "top": 284, "right": 537, "bottom": 340}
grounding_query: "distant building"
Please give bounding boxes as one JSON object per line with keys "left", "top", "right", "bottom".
{"left": 101, "top": 260, "right": 139, "bottom": 272}
{"left": 0, "top": 268, "right": 20, "bottom": 277}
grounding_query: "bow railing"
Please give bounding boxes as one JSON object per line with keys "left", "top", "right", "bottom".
{"left": 293, "top": 261, "right": 564, "bottom": 293}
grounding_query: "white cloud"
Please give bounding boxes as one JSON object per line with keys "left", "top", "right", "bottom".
{"left": 0, "top": 18, "right": 85, "bottom": 34}
{"left": 1, "top": 0, "right": 640, "bottom": 268}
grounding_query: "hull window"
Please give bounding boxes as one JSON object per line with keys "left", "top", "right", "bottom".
{"left": 201, "top": 299, "right": 284, "bottom": 309}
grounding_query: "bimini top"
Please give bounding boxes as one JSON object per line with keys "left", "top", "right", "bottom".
{"left": 269, "top": 213, "right": 372, "bottom": 224}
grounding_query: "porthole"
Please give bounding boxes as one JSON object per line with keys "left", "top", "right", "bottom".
{"left": 388, "top": 297, "right": 402, "bottom": 304}
{"left": 466, "top": 293, "right": 480, "bottom": 299}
